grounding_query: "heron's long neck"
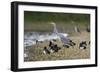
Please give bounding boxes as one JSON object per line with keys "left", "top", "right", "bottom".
{"left": 53, "top": 25, "right": 58, "bottom": 34}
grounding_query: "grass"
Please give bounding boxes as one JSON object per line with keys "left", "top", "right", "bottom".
{"left": 24, "top": 31, "right": 90, "bottom": 62}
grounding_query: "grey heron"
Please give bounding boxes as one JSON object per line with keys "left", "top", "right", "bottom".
{"left": 50, "top": 22, "right": 71, "bottom": 45}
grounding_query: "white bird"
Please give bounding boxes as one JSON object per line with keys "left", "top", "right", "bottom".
{"left": 50, "top": 22, "right": 70, "bottom": 45}
{"left": 24, "top": 22, "right": 69, "bottom": 47}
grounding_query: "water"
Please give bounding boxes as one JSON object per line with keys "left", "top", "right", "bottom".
{"left": 24, "top": 32, "right": 59, "bottom": 47}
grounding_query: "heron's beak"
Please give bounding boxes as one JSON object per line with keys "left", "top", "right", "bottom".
{"left": 50, "top": 22, "right": 56, "bottom": 26}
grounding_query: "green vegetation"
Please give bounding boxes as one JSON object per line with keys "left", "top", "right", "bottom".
{"left": 24, "top": 11, "right": 90, "bottom": 23}
{"left": 24, "top": 11, "right": 90, "bottom": 32}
